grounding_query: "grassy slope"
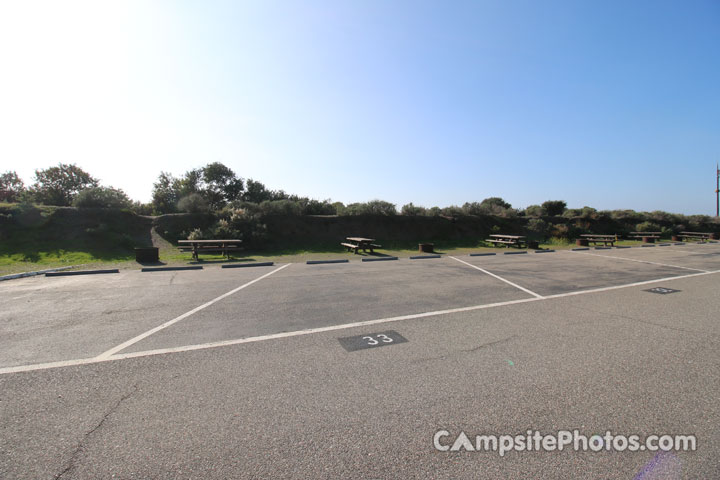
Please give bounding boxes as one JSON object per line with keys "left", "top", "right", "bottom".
{"left": 0, "top": 203, "right": 686, "bottom": 275}
{"left": 0, "top": 203, "right": 152, "bottom": 274}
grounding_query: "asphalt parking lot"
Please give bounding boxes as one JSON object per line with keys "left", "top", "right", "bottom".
{"left": 1, "top": 242, "right": 719, "bottom": 478}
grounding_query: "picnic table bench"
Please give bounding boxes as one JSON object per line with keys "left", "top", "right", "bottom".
{"left": 580, "top": 234, "right": 617, "bottom": 246}
{"left": 486, "top": 234, "right": 526, "bottom": 248}
{"left": 628, "top": 231, "right": 661, "bottom": 239}
{"left": 341, "top": 237, "right": 382, "bottom": 254}
{"left": 678, "top": 231, "right": 713, "bottom": 242}
{"left": 628, "top": 231, "right": 661, "bottom": 243}
{"left": 178, "top": 239, "right": 243, "bottom": 261}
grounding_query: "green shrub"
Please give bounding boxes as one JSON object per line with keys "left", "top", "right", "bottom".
{"left": 187, "top": 228, "right": 206, "bottom": 240}
{"left": 527, "top": 218, "right": 550, "bottom": 238}
{"left": 579, "top": 206, "right": 597, "bottom": 219}
{"left": 464, "top": 198, "right": 516, "bottom": 217}
{"left": 550, "top": 223, "right": 580, "bottom": 239}
{"left": 259, "top": 199, "right": 302, "bottom": 216}
{"left": 604, "top": 209, "right": 644, "bottom": 223}
{"left": 687, "top": 215, "right": 712, "bottom": 229}
{"left": 427, "top": 206, "right": 442, "bottom": 216}
{"left": 441, "top": 205, "right": 464, "bottom": 217}
{"left": 0, "top": 171, "right": 25, "bottom": 203}
{"left": 300, "top": 199, "right": 336, "bottom": 215}
{"left": 211, "top": 207, "right": 268, "bottom": 248}
{"left": 401, "top": 203, "right": 426, "bottom": 216}
{"left": 461, "top": 202, "right": 483, "bottom": 215}
{"left": 541, "top": 200, "right": 566, "bottom": 216}
{"left": 635, "top": 221, "right": 661, "bottom": 232}
{"left": 481, "top": 197, "right": 511, "bottom": 209}
{"left": 343, "top": 200, "right": 397, "bottom": 216}
{"left": 524, "top": 205, "right": 544, "bottom": 217}
{"left": 73, "top": 187, "right": 131, "bottom": 209}
{"left": 178, "top": 194, "right": 209, "bottom": 213}
{"left": 332, "top": 202, "right": 345, "bottom": 215}
{"left": 131, "top": 201, "right": 154, "bottom": 216}
{"left": 211, "top": 219, "right": 234, "bottom": 238}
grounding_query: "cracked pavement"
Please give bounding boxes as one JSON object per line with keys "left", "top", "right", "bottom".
{"left": 2, "top": 245, "right": 720, "bottom": 478}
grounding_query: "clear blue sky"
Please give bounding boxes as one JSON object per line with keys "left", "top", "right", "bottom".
{"left": 1, "top": 0, "right": 719, "bottom": 214}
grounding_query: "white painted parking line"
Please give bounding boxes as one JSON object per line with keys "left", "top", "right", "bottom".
{"left": 543, "top": 269, "right": 719, "bottom": 298}
{"left": 110, "top": 296, "right": 542, "bottom": 361}
{"left": 94, "top": 263, "right": 292, "bottom": 360}
{"left": 449, "top": 256, "right": 544, "bottom": 298}
{"left": 0, "top": 297, "right": 542, "bottom": 375}
{"left": 1, "top": 268, "right": 719, "bottom": 376}
{"left": 570, "top": 250, "right": 709, "bottom": 273}
{"left": 644, "top": 245, "right": 720, "bottom": 255}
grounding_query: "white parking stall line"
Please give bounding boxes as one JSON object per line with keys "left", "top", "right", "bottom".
{"left": 570, "top": 250, "right": 709, "bottom": 273}
{"left": 2, "top": 268, "right": 719, "bottom": 377}
{"left": 449, "top": 255, "right": 544, "bottom": 298}
{"left": 94, "top": 263, "right": 291, "bottom": 360}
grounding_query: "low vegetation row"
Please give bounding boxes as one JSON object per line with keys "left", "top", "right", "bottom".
{"left": 2, "top": 162, "right": 718, "bottom": 253}
{"left": 2, "top": 163, "right": 717, "bottom": 220}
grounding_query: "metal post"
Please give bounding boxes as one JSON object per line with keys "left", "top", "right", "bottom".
{"left": 717, "top": 163, "right": 719, "bottom": 217}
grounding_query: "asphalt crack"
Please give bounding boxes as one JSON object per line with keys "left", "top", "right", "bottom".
{"left": 54, "top": 384, "right": 138, "bottom": 480}
{"left": 565, "top": 304, "right": 712, "bottom": 337}
{"left": 413, "top": 335, "right": 518, "bottom": 363}
{"left": 461, "top": 334, "right": 518, "bottom": 353}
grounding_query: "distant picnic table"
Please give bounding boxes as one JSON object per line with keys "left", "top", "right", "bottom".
{"left": 580, "top": 234, "right": 617, "bottom": 246}
{"left": 178, "top": 239, "right": 242, "bottom": 261}
{"left": 341, "top": 237, "right": 382, "bottom": 254}
{"left": 628, "top": 231, "right": 661, "bottom": 240}
{"left": 486, "top": 234, "right": 526, "bottom": 248}
{"left": 678, "top": 231, "right": 713, "bottom": 243}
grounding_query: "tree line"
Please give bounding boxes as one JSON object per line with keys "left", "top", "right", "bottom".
{"left": 0, "top": 162, "right": 548, "bottom": 217}
{"left": 1, "top": 163, "right": 716, "bottom": 229}
{"left": 0, "top": 163, "right": 336, "bottom": 215}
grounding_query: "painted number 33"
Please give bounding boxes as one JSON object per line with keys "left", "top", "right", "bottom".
{"left": 363, "top": 334, "right": 394, "bottom": 346}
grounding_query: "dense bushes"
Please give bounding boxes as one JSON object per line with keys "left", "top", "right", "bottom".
{"left": 6, "top": 162, "right": 720, "bottom": 249}
{"left": 343, "top": 200, "right": 397, "bottom": 216}
{"left": 524, "top": 205, "right": 544, "bottom": 217}
{"left": 401, "top": 203, "right": 426, "bottom": 216}
{"left": 634, "top": 221, "right": 661, "bottom": 232}
{"left": 461, "top": 198, "right": 516, "bottom": 217}
{"left": 177, "top": 194, "right": 210, "bottom": 213}
{"left": 541, "top": 200, "right": 567, "bottom": 216}
{"left": 73, "top": 187, "right": 132, "bottom": 209}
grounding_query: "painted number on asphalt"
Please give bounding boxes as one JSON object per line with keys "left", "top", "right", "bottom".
{"left": 338, "top": 330, "right": 408, "bottom": 352}
{"left": 645, "top": 287, "right": 681, "bottom": 294}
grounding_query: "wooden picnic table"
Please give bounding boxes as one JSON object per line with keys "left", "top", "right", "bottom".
{"left": 628, "top": 231, "right": 661, "bottom": 243}
{"left": 579, "top": 234, "right": 617, "bottom": 246}
{"left": 177, "top": 239, "right": 242, "bottom": 261}
{"left": 628, "top": 231, "right": 661, "bottom": 239}
{"left": 486, "top": 234, "right": 526, "bottom": 248}
{"left": 678, "top": 231, "right": 713, "bottom": 242}
{"left": 341, "top": 237, "right": 382, "bottom": 254}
